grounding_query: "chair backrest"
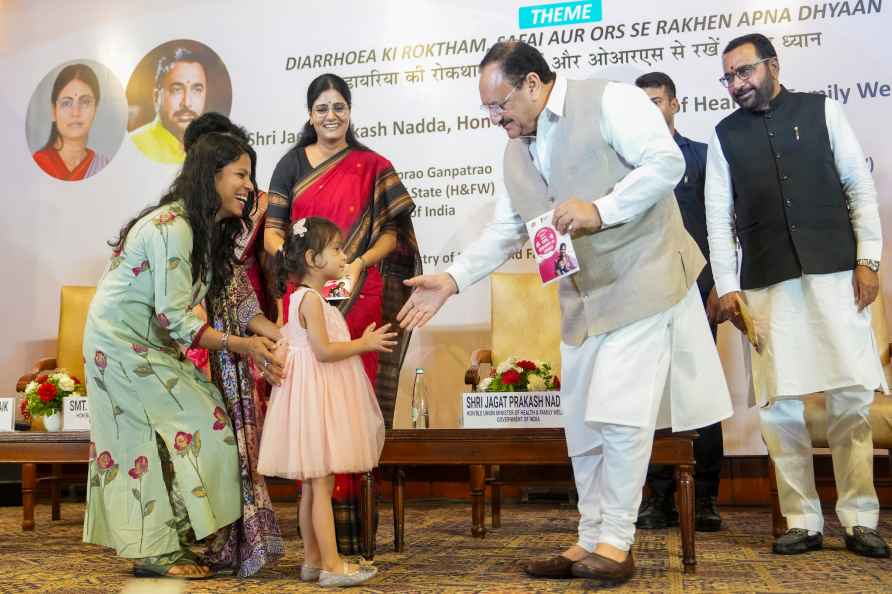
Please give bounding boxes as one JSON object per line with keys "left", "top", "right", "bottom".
{"left": 491, "top": 273, "right": 562, "bottom": 375}
{"left": 57, "top": 286, "right": 96, "bottom": 384}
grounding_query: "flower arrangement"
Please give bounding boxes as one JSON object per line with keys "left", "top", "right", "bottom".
{"left": 23, "top": 370, "right": 85, "bottom": 418}
{"left": 477, "top": 357, "right": 560, "bottom": 392}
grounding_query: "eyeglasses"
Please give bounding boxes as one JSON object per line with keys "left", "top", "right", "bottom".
{"left": 312, "top": 103, "right": 349, "bottom": 117}
{"left": 480, "top": 84, "right": 521, "bottom": 121}
{"left": 57, "top": 95, "right": 95, "bottom": 111}
{"left": 719, "top": 58, "right": 771, "bottom": 87}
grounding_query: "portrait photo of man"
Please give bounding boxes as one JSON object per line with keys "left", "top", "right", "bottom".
{"left": 127, "top": 40, "right": 231, "bottom": 164}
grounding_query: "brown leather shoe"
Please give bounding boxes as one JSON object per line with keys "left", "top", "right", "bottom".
{"left": 523, "top": 554, "right": 576, "bottom": 578}
{"left": 571, "top": 552, "right": 634, "bottom": 584}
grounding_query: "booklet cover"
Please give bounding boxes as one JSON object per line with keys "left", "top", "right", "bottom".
{"left": 322, "top": 276, "right": 353, "bottom": 301}
{"left": 525, "top": 210, "right": 580, "bottom": 285}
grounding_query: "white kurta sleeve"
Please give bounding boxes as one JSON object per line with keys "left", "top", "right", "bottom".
{"left": 445, "top": 191, "right": 528, "bottom": 292}
{"left": 705, "top": 131, "right": 741, "bottom": 297}
{"left": 593, "top": 82, "right": 685, "bottom": 226}
{"left": 825, "top": 98, "right": 883, "bottom": 261}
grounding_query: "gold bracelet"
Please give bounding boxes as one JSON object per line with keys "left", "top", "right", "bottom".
{"left": 221, "top": 333, "right": 230, "bottom": 353}
{"left": 358, "top": 255, "right": 367, "bottom": 270}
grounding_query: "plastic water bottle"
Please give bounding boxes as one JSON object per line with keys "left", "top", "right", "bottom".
{"left": 411, "top": 368, "right": 429, "bottom": 429}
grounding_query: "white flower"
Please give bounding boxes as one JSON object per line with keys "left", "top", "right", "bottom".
{"left": 25, "top": 381, "right": 38, "bottom": 395}
{"left": 58, "top": 376, "right": 75, "bottom": 393}
{"left": 495, "top": 357, "right": 518, "bottom": 375}
{"left": 292, "top": 218, "right": 308, "bottom": 237}
{"left": 526, "top": 374, "right": 547, "bottom": 391}
{"left": 477, "top": 376, "right": 494, "bottom": 392}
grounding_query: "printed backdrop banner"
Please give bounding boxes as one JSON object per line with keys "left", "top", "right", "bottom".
{"left": 1, "top": 0, "right": 889, "bottom": 453}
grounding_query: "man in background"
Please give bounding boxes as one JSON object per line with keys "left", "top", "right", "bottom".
{"left": 634, "top": 71, "right": 723, "bottom": 533}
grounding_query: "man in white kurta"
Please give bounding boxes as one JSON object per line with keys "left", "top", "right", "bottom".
{"left": 398, "top": 41, "right": 733, "bottom": 584}
{"left": 706, "top": 33, "right": 888, "bottom": 557}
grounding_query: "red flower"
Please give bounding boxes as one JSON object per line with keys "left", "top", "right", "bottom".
{"left": 500, "top": 369, "right": 521, "bottom": 385}
{"left": 174, "top": 431, "right": 193, "bottom": 452}
{"left": 94, "top": 351, "right": 108, "bottom": 370}
{"left": 36, "top": 374, "right": 48, "bottom": 384}
{"left": 128, "top": 456, "right": 149, "bottom": 479}
{"left": 516, "top": 360, "right": 537, "bottom": 371}
{"left": 553, "top": 376, "right": 561, "bottom": 390}
{"left": 20, "top": 399, "right": 31, "bottom": 421}
{"left": 131, "top": 343, "right": 148, "bottom": 355}
{"left": 37, "top": 382, "right": 57, "bottom": 402}
{"left": 212, "top": 406, "right": 227, "bottom": 431}
{"left": 73, "top": 376, "right": 81, "bottom": 385}
{"left": 97, "top": 451, "right": 114, "bottom": 470}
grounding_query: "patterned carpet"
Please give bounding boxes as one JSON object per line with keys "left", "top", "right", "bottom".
{"left": 1, "top": 501, "right": 892, "bottom": 593}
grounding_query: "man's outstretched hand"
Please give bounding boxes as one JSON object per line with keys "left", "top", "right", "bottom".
{"left": 397, "top": 273, "right": 459, "bottom": 330}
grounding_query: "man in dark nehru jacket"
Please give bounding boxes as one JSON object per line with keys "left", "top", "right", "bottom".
{"left": 705, "top": 33, "right": 888, "bottom": 557}
{"left": 635, "top": 71, "right": 724, "bottom": 534}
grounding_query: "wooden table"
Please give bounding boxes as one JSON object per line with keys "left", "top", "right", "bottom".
{"left": 0, "top": 428, "right": 696, "bottom": 573}
{"left": 0, "top": 431, "right": 90, "bottom": 530}
{"left": 368, "top": 428, "right": 697, "bottom": 573}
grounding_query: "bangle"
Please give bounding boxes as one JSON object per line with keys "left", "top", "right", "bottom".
{"left": 221, "top": 333, "right": 230, "bottom": 353}
{"left": 358, "top": 255, "right": 367, "bottom": 270}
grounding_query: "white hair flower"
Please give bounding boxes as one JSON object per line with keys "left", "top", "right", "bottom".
{"left": 292, "top": 218, "right": 308, "bottom": 237}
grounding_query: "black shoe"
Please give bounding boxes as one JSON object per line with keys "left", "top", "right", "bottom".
{"left": 844, "top": 526, "right": 891, "bottom": 558}
{"left": 694, "top": 495, "right": 722, "bottom": 532}
{"left": 772, "top": 528, "right": 823, "bottom": 555}
{"left": 636, "top": 494, "right": 678, "bottom": 529}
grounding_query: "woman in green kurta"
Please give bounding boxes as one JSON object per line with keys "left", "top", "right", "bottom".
{"left": 82, "top": 132, "right": 283, "bottom": 579}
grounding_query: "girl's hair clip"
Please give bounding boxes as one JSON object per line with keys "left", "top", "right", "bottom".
{"left": 293, "top": 218, "right": 308, "bottom": 237}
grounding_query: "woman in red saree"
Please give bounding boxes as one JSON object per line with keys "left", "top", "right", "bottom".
{"left": 265, "top": 73, "right": 421, "bottom": 556}
{"left": 32, "top": 63, "right": 110, "bottom": 181}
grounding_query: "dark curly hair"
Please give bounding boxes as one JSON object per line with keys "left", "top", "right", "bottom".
{"left": 109, "top": 132, "right": 254, "bottom": 299}
{"left": 183, "top": 112, "right": 258, "bottom": 219}
{"left": 274, "top": 216, "right": 342, "bottom": 295}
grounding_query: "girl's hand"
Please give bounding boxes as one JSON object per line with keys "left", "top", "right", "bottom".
{"left": 360, "top": 322, "right": 398, "bottom": 353}
{"left": 244, "top": 335, "right": 286, "bottom": 385}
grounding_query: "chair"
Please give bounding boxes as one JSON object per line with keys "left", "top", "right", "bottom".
{"left": 17, "top": 285, "right": 95, "bottom": 393}
{"left": 14, "top": 285, "right": 95, "bottom": 523}
{"left": 769, "top": 295, "right": 892, "bottom": 536}
{"left": 465, "top": 272, "right": 699, "bottom": 571}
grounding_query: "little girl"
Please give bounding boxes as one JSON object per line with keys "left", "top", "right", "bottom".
{"left": 258, "top": 216, "right": 394, "bottom": 588}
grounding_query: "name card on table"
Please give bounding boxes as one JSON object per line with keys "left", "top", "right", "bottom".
{"left": 63, "top": 396, "right": 90, "bottom": 431}
{"left": 0, "top": 398, "right": 14, "bottom": 431}
{"left": 461, "top": 391, "right": 564, "bottom": 428}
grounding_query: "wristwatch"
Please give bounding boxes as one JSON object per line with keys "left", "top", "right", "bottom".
{"left": 856, "top": 258, "right": 880, "bottom": 272}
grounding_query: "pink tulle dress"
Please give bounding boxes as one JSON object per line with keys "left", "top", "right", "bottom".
{"left": 258, "top": 287, "right": 385, "bottom": 479}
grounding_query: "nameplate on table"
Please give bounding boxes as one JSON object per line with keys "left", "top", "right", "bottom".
{"left": 0, "top": 398, "right": 14, "bottom": 431}
{"left": 461, "top": 391, "right": 564, "bottom": 428}
{"left": 63, "top": 396, "right": 90, "bottom": 431}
